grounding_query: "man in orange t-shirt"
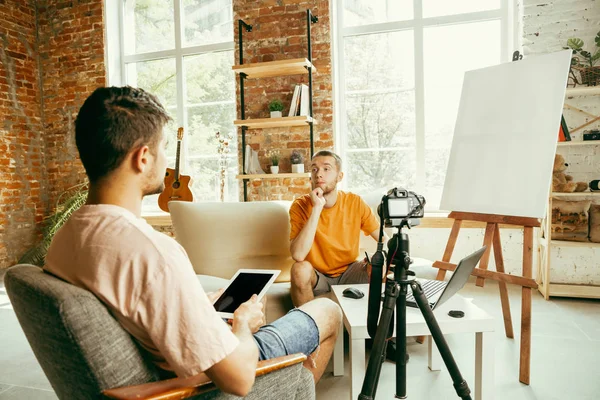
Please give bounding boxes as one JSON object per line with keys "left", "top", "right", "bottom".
{"left": 289, "top": 150, "right": 382, "bottom": 306}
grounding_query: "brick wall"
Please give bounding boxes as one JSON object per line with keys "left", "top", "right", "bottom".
{"left": 522, "top": 0, "right": 600, "bottom": 57}
{"left": 0, "top": 0, "right": 46, "bottom": 270}
{"left": 233, "top": 0, "right": 332, "bottom": 201}
{"left": 37, "top": 0, "right": 104, "bottom": 206}
{"left": 0, "top": 0, "right": 104, "bottom": 269}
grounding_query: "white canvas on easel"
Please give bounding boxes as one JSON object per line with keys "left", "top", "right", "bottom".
{"left": 440, "top": 50, "right": 572, "bottom": 219}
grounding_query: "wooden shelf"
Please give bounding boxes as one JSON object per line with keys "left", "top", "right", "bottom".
{"left": 557, "top": 141, "right": 600, "bottom": 147}
{"left": 232, "top": 58, "right": 316, "bottom": 79}
{"left": 537, "top": 281, "right": 600, "bottom": 299}
{"left": 539, "top": 237, "right": 600, "bottom": 248}
{"left": 551, "top": 191, "right": 600, "bottom": 197}
{"left": 236, "top": 173, "right": 311, "bottom": 180}
{"left": 550, "top": 240, "right": 600, "bottom": 248}
{"left": 234, "top": 116, "right": 316, "bottom": 129}
{"left": 565, "top": 86, "right": 600, "bottom": 97}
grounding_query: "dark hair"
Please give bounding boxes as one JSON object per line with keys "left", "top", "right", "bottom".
{"left": 312, "top": 150, "right": 342, "bottom": 171}
{"left": 75, "top": 86, "right": 171, "bottom": 183}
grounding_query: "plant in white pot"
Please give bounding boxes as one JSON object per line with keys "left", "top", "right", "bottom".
{"left": 270, "top": 152, "right": 280, "bottom": 174}
{"left": 269, "top": 99, "right": 284, "bottom": 118}
{"left": 290, "top": 150, "right": 305, "bottom": 173}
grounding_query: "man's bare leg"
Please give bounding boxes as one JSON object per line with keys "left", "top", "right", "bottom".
{"left": 297, "top": 298, "right": 342, "bottom": 382}
{"left": 290, "top": 261, "right": 317, "bottom": 307}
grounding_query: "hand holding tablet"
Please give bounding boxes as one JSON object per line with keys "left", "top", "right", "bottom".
{"left": 212, "top": 269, "right": 280, "bottom": 319}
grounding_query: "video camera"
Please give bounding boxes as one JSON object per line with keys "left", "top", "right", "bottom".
{"left": 378, "top": 187, "right": 426, "bottom": 228}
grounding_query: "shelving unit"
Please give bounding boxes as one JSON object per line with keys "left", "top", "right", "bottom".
{"left": 233, "top": 116, "right": 315, "bottom": 129}
{"left": 232, "top": 58, "right": 317, "bottom": 79}
{"left": 536, "top": 127, "right": 600, "bottom": 299}
{"left": 564, "top": 85, "right": 600, "bottom": 97}
{"left": 235, "top": 172, "right": 311, "bottom": 180}
{"left": 557, "top": 141, "right": 598, "bottom": 147}
{"left": 233, "top": 11, "right": 318, "bottom": 201}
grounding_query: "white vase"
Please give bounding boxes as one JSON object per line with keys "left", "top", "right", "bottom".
{"left": 270, "top": 165, "right": 279, "bottom": 174}
{"left": 270, "top": 111, "right": 282, "bottom": 118}
{"left": 291, "top": 164, "right": 304, "bottom": 173}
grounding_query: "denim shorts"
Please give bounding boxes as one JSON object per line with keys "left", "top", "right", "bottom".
{"left": 253, "top": 308, "right": 320, "bottom": 361}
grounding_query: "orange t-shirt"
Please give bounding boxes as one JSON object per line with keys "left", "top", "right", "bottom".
{"left": 289, "top": 191, "right": 379, "bottom": 277}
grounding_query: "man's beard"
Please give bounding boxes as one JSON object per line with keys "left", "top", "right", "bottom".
{"left": 313, "top": 181, "right": 336, "bottom": 195}
{"left": 143, "top": 171, "right": 165, "bottom": 197}
{"left": 144, "top": 182, "right": 164, "bottom": 196}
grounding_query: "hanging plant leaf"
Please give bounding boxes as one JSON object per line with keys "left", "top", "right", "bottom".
{"left": 567, "top": 38, "right": 584, "bottom": 51}
{"left": 18, "top": 183, "right": 88, "bottom": 266}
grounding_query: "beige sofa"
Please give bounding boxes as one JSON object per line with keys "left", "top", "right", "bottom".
{"left": 169, "top": 198, "right": 436, "bottom": 322}
{"left": 169, "top": 201, "right": 295, "bottom": 322}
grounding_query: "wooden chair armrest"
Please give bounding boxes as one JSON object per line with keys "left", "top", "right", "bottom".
{"left": 102, "top": 353, "right": 307, "bottom": 400}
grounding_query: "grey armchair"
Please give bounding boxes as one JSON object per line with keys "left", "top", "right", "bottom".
{"left": 5, "top": 265, "right": 315, "bottom": 400}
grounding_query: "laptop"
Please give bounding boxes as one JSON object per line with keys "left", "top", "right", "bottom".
{"left": 406, "top": 246, "right": 487, "bottom": 310}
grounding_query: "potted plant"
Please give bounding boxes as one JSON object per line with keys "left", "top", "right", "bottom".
{"left": 270, "top": 152, "right": 280, "bottom": 174}
{"left": 290, "top": 150, "right": 305, "bottom": 173}
{"left": 565, "top": 31, "right": 600, "bottom": 86}
{"left": 19, "top": 182, "right": 88, "bottom": 266}
{"left": 269, "top": 99, "right": 284, "bottom": 118}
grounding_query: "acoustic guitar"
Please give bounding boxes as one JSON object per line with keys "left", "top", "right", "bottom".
{"left": 158, "top": 127, "right": 194, "bottom": 212}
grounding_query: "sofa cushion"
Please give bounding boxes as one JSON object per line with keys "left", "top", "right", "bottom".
{"left": 170, "top": 201, "right": 294, "bottom": 282}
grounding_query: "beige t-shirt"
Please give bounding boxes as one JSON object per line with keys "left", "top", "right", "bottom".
{"left": 44, "top": 204, "right": 239, "bottom": 377}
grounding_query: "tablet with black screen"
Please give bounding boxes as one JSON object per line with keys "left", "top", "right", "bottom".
{"left": 212, "top": 269, "right": 280, "bottom": 318}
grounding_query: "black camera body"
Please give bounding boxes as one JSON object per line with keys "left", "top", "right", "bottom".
{"left": 378, "top": 187, "right": 425, "bottom": 227}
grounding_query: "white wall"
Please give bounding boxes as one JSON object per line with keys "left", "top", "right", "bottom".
{"left": 408, "top": 0, "right": 600, "bottom": 283}
{"left": 521, "top": 0, "right": 600, "bottom": 58}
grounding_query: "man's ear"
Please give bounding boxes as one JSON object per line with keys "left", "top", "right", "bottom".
{"left": 131, "top": 145, "right": 151, "bottom": 174}
{"left": 337, "top": 171, "right": 344, "bottom": 183}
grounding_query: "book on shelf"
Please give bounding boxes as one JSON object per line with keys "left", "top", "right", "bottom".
{"left": 287, "top": 84, "right": 310, "bottom": 117}
{"left": 558, "top": 115, "right": 571, "bottom": 142}
{"left": 288, "top": 85, "right": 301, "bottom": 117}
{"left": 299, "top": 84, "right": 310, "bottom": 116}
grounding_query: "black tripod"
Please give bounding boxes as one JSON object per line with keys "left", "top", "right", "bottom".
{"left": 359, "top": 220, "right": 472, "bottom": 400}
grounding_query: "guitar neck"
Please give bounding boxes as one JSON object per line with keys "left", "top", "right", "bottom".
{"left": 174, "top": 141, "right": 181, "bottom": 182}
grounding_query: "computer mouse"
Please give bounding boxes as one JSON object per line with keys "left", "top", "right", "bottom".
{"left": 342, "top": 287, "right": 364, "bottom": 299}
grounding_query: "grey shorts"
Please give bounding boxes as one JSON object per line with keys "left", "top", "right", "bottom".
{"left": 253, "top": 308, "right": 320, "bottom": 361}
{"left": 313, "top": 260, "right": 370, "bottom": 296}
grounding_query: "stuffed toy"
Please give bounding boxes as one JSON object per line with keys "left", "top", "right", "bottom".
{"left": 552, "top": 154, "right": 588, "bottom": 193}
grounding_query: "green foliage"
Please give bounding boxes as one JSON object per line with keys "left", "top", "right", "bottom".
{"left": 268, "top": 99, "right": 284, "bottom": 112}
{"left": 18, "top": 183, "right": 88, "bottom": 266}
{"left": 270, "top": 153, "right": 280, "bottom": 166}
{"left": 125, "top": 1, "right": 238, "bottom": 206}
{"left": 290, "top": 150, "right": 304, "bottom": 164}
{"left": 566, "top": 32, "right": 600, "bottom": 68}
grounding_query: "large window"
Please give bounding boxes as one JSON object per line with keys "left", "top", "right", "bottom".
{"left": 335, "top": 0, "right": 513, "bottom": 210}
{"left": 109, "top": 0, "right": 237, "bottom": 213}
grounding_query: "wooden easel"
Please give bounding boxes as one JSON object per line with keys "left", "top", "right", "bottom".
{"left": 432, "top": 212, "right": 539, "bottom": 385}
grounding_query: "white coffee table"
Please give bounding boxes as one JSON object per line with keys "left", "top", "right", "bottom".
{"left": 331, "top": 284, "right": 495, "bottom": 400}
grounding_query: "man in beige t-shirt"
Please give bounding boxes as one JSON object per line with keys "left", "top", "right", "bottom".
{"left": 44, "top": 86, "right": 341, "bottom": 397}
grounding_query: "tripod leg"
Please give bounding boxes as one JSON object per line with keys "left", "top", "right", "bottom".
{"left": 359, "top": 282, "right": 398, "bottom": 400}
{"left": 396, "top": 281, "right": 407, "bottom": 398}
{"left": 411, "top": 282, "right": 473, "bottom": 400}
